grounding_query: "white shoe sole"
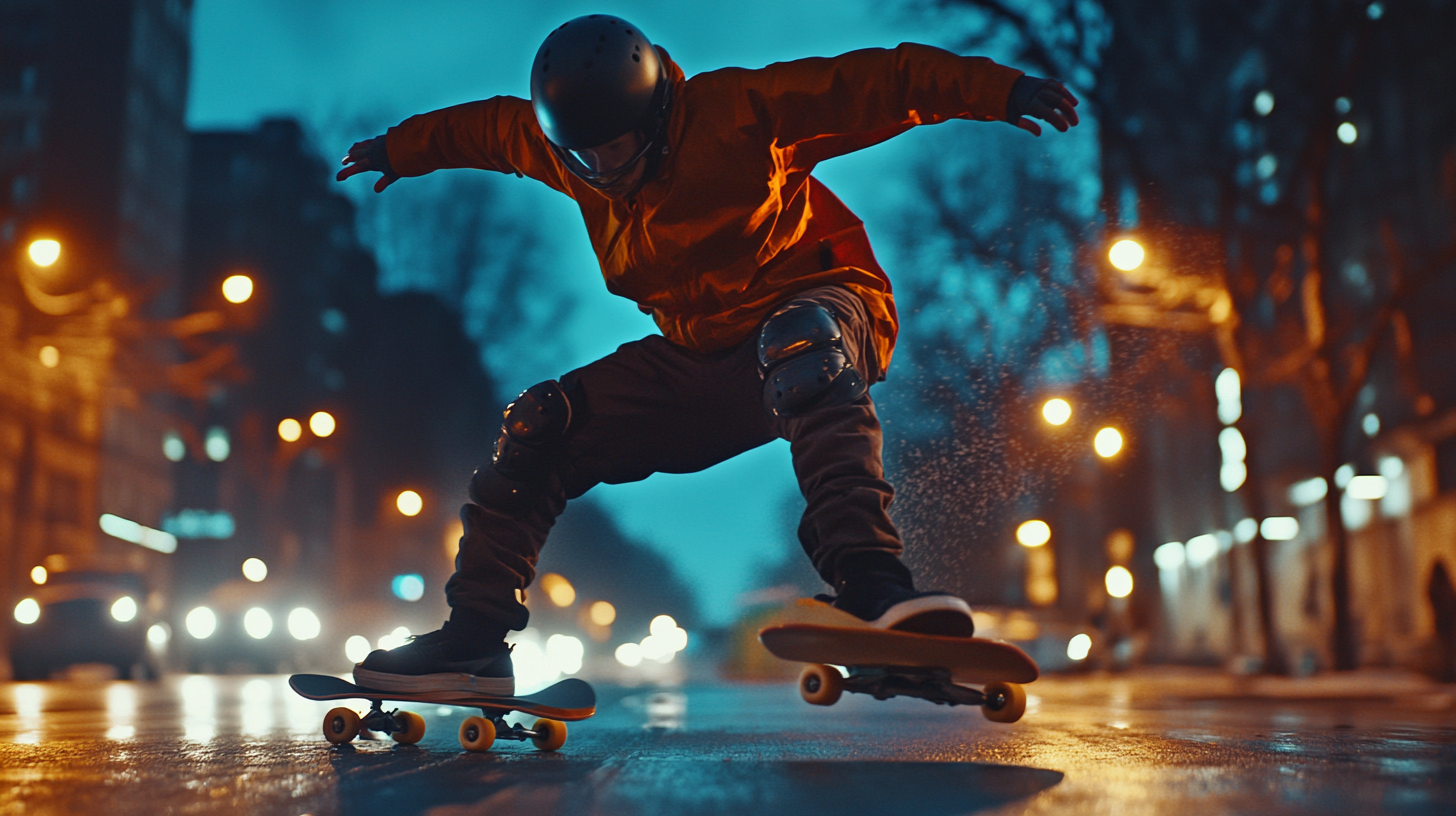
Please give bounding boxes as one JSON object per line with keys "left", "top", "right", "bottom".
{"left": 352, "top": 667, "right": 514, "bottom": 698}
{"left": 870, "top": 595, "right": 976, "bottom": 636}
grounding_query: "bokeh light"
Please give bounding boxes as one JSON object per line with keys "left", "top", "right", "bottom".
{"left": 540, "top": 573, "right": 576, "bottom": 607}
{"left": 396, "top": 490, "right": 423, "bottom": 517}
{"left": 1094, "top": 427, "right": 1124, "bottom": 458}
{"left": 277, "top": 418, "right": 302, "bottom": 442}
{"left": 27, "top": 239, "right": 61, "bottom": 267}
{"left": 1105, "top": 566, "right": 1134, "bottom": 598}
{"left": 221, "top": 274, "right": 254, "bottom": 304}
{"left": 1108, "top": 238, "right": 1145, "bottom": 271}
{"left": 309, "top": 411, "right": 336, "bottom": 438}
{"left": 241, "top": 557, "right": 268, "bottom": 582}
{"left": 1016, "top": 520, "right": 1051, "bottom": 548}
{"left": 1041, "top": 398, "right": 1072, "bottom": 426}
{"left": 589, "top": 600, "right": 616, "bottom": 626}
{"left": 30, "top": 566, "right": 46, "bottom": 585}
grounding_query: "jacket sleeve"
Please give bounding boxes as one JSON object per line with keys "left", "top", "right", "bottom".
{"left": 384, "top": 96, "right": 574, "bottom": 195}
{"left": 728, "top": 43, "right": 1023, "bottom": 162}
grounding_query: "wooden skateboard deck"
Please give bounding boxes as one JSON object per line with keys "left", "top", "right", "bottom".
{"left": 288, "top": 674, "right": 596, "bottom": 721}
{"left": 757, "top": 600, "right": 1038, "bottom": 719}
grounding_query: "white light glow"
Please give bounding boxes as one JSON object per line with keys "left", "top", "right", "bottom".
{"left": 204, "top": 427, "right": 230, "bottom": 462}
{"left": 39, "top": 345, "right": 59, "bottom": 368}
{"left": 1216, "top": 368, "right": 1242, "bottom": 424}
{"left": 1105, "top": 566, "right": 1134, "bottom": 598}
{"left": 221, "top": 274, "right": 254, "bottom": 304}
{"left": 1288, "top": 477, "right": 1329, "bottom": 507}
{"left": 1234, "top": 518, "right": 1259, "bottom": 544}
{"left": 162, "top": 431, "right": 186, "bottom": 462}
{"left": 546, "top": 634, "right": 585, "bottom": 675}
{"left": 1218, "top": 427, "right": 1247, "bottom": 462}
{"left": 243, "top": 607, "right": 273, "bottom": 639}
{"left": 241, "top": 558, "right": 268, "bottom": 582}
{"left": 1362, "top": 413, "right": 1380, "bottom": 437}
{"left": 1346, "top": 475, "right": 1388, "bottom": 501}
{"left": 287, "top": 607, "right": 321, "bottom": 640}
{"left": 1016, "top": 520, "right": 1052, "bottom": 548}
{"left": 99, "top": 513, "right": 178, "bottom": 554}
{"left": 28, "top": 239, "right": 61, "bottom": 267}
{"left": 615, "top": 642, "right": 644, "bottom": 667}
{"left": 1261, "top": 517, "right": 1300, "bottom": 541}
{"left": 377, "top": 626, "right": 411, "bottom": 651}
{"left": 1067, "top": 633, "right": 1092, "bottom": 661}
{"left": 510, "top": 636, "right": 559, "bottom": 692}
{"left": 31, "top": 566, "right": 47, "bottom": 585}
{"left": 1335, "top": 463, "right": 1356, "bottom": 488}
{"left": 14, "top": 598, "right": 40, "bottom": 625}
{"left": 1253, "top": 90, "right": 1275, "bottom": 116}
{"left": 345, "top": 635, "right": 372, "bottom": 664}
{"left": 1337, "top": 122, "right": 1359, "bottom": 144}
{"left": 110, "top": 596, "right": 138, "bottom": 623}
{"left": 1041, "top": 398, "right": 1072, "bottom": 426}
{"left": 1379, "top": 456, "right": 1404, "bottom": 480}
{"left": 147, "top": 623, "right": 170, "bottom": 646}
{"left": 1220, "top": 461, "right": 1248, "bottom": 492}
{"left": 1153, "top": 541, "right": 1186, "bottom": 571}
{"left": 396, "top": 490, "right": 423, "bottom": 517}
{"left": 186, "top": 606, "right": 217, "bottom": 639}
{"left": 1186, "top": 534, "right": 1219, "bottom": 568}
{"left": 1108, "top": 239, "right": 1145, "bottom": 271}
{"left": 1094, "top": 427, "right": 1124, "bottom": 458}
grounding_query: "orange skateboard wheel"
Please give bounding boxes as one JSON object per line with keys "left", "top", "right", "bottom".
{"left": 391, "top": 710, "right": 427, "bottom": 745}
{"left": 981, "top": 681, "right": 1027, "bottom": 723}
{"left": 531, "top": 718, "right": 568, "bottom": 752}
{"left": 798, "top": 663, "right": 844, "bottom": 706}
{"left": 323, "top": 707, "right": 361, "bottom": 744}
{"left": 458, "top": 715, "right": 496, "bottom": 752}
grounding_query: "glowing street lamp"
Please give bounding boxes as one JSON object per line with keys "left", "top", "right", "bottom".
{"left": 1094, "top": 427, "right": 1124, "bottom": 458}
{"left": 396, "top": 490, "right": 423, "bottom": 517}
{"left": 1042, "top": 398, "right": 1072, "bottom": 426}
{"left": 309, "top": 411, "right": 336, "bottom": 438}
{"left": 1108, "top": 239, "right": 1145, "bottom": 272}
{"left": 27, "top": 239, "right": 61, "bottom": 267}
{"left": 221, "top": 273, "right": 254, "bottom": 304}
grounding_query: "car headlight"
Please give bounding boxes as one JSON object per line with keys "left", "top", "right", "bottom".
{"left": 14, "top": 598, "right": 40, "bottom": 625}
{"left": 111, "top": 596, "right": 138, "bottom": 623}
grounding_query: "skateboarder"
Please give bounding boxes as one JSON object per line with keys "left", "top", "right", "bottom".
{"left": 338, "top": 14, "right": 1079, "bottom": 695}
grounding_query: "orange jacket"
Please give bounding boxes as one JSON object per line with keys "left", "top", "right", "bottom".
{"left": 386, "top": 43, "right": 1022, "bottom": 375}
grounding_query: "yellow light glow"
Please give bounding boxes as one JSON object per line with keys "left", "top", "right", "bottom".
{"left": 1108, "top": 239, "right": 1145, "bottom": 271}
{"left": 31, "top": 566, "right": 47, "bottom": 585}
{"left": 1042, "top": 398, "right": 1072, "bottom": 426}
{"left": 221, "top": 274, "right": 254, "bottom": 304}
{"left": 540, "top": 573, "right": 576, "bottom": 607}
{"left": 1094, "top": 427, "right": 1124, "bottom": 458}
{"left": 589, "top": 600, "right": 616, "bottom": 626}
{"left": 39, "top": 346, "right": 59, "bottom": 368}
{"left": 1017, "top": 519, "right": 1051, "bottom": 548}
{"left": 309, "top": 411, "right": 336, "bottom": 438}
{"left": 28, "top": 239, "right": 61, "bottom": 267}
{"left": 277, "top": 418, "right": 302, "bottom": 442}
{"left": 1106, "top": 566, "right": 1134, "bottom": 598}
{"left": 396, "top": 490, "right": 423, "bottom": 517}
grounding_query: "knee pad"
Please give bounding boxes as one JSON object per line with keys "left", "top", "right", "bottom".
{"left": 757, "top": 303, "right": 867, "bottom": 418}
{"left": 491, "top": 380, "right": 574, "bottom": 484}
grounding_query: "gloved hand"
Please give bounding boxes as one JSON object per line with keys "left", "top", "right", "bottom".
{"left": 1006, "top": 75, "right": 1080, "bottom": 136}
{"left": 337, "top": 134, "right": 399, "bottom": 192}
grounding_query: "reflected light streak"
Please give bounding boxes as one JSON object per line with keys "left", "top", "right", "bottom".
{"left": 181, "top": 675, "right": 218, "bottom": 743}
{"left": 241, "top": 678, "right": 275, "bottom": 737}
{"left": 15, "top": 683, "right": 44, "bottom": 743}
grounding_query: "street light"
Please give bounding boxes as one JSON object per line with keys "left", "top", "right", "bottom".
{"left": 309, "top": 411, "right": 336, "bottom": 438}
{"left": 221, "top": 273, "right": 254, "bottom": 304}
{"left": 1042, "top": 398, "right": 1072, "bottom": 426}
{"left": 1108, "top": 239, "right": 1145, "bottom": 271}
{"left": 27, "top": 239, "right": 61, "bottom": 267}
{"left": 396, "top": 490, "right": 423, "bottom": 517}
{"left": 1094, "top": 427, "right": 1124, "bottom": 458}
{"left": 1105, "top": 566, "right": 1134, "bottom": 598}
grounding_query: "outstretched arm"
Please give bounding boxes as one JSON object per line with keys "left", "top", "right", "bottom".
{"left": 337, "top": 136, "right": 398, "bottom": 193}
{"left": 1005, "top": 75, "right": 1079, "bottom": 136}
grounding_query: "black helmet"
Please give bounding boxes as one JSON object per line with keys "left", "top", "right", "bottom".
{"left": 530, "top": 15, "right": 671, "bottom": 187}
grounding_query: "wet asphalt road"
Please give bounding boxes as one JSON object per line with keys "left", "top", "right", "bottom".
{"left": 2, "top": 669, "right": 1454, "bottom": 815}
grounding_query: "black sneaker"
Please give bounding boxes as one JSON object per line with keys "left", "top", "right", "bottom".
{"left": 352, "top": 623, "right": 515, "bottom": 697}
{"left": 819, "top": 586, "right": 976, "bottom": 637}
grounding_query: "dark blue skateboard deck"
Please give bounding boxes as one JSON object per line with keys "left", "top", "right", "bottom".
{"left": 288, "top": 674, "right": 596, "bottom": 720}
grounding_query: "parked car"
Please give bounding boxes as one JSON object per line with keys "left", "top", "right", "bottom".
{"left": 9, "top": 569, "right": 159, "bottom": 680}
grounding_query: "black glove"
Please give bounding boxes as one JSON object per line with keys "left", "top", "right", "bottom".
{"left": 1006, "top": 75, "right": 1080, "bottom": 136}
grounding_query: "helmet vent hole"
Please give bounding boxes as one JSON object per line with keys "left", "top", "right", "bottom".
{"left": 632, "top": 54, "right": 640, "bottom": 62}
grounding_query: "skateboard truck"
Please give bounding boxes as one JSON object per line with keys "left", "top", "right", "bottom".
{"left": 799, "top": 663, "right": 1028, "bottom": 722}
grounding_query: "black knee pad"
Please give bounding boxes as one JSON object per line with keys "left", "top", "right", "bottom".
{"left": 471, "top": 380, "right": 575, "bottom": 509}
{"left": 758, "top": 303, "right": 867, "bottom": 418}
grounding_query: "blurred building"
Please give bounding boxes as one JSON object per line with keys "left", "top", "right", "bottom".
{"left": 176, "top": 118, "right": 503, "bottom": 660}
{"left": 0, "top": 0, "right": 193, "bottom": 662}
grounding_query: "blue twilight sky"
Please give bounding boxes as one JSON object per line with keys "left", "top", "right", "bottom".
{"left": 188, "top": 0, "right": 1031, "bottom": 625}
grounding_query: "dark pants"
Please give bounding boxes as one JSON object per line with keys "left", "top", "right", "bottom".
{"left": 445, "top": 286, "right": 905, "bottom": 630}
